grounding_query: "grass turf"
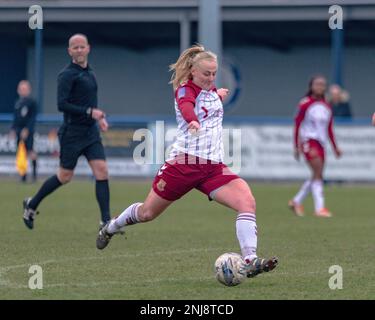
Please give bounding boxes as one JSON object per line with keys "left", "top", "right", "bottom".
{"left": 0, "top": 179, "right": 374, "bottom": 300}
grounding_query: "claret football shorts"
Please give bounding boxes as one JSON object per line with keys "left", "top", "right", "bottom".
{"left": 152, "top": 153, "right": 240, "bottom": 201}
{"left": 301, "top": 139, "right": 325, "bottom": 162}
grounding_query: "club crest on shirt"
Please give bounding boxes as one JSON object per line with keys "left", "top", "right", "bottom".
{"left": 21, "top": 106, "right": 29, "bottom": 117}
{"left": 157, "top": 179, "right": 166, "bottom": 192}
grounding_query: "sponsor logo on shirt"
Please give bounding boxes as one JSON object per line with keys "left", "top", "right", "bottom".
{"left": 158, "top": 164, "right": 168, "bottom": 176}
{"left": 201, "top": 107, "right": 208, "bottom": 119}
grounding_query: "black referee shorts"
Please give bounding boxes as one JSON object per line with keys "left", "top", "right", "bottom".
{"left": 58, "top": 124, "right": 106, "bottom": 170}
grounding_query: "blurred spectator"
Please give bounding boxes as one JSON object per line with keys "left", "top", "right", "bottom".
{"left": 328, "top": 84, "right": 353, "bottom": 118}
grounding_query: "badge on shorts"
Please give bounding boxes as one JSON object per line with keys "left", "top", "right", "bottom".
{"left": 157, "top": 179, "right": 166, "bottom": 192}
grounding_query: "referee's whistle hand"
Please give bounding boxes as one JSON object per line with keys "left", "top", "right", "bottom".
{"left": 92, "top": 108, "right": 105, "bottom": 120}
{"left": 99, "top": 118, "right": 109, "bottom": 132}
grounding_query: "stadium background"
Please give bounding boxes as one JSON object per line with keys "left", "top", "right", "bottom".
{"left": 1, "top": 0, "right": 375, "bottom": 182}
{"left": 1, "top": 0, "right": 375, "bottom": 180}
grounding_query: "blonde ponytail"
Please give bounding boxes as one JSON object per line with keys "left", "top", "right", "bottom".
{"left": 169, "top": 44, "right": 217, "bottom": 90}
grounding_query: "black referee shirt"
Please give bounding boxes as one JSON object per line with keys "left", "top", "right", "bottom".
{"left": 12, "top": 96, "right": 37, "bottom": 131}
{"left": 57, "top": 62, "right": 98, "bottom": 126}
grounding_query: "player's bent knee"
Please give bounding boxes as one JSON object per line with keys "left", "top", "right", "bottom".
{"left": 57, "top": 167, "right": 74, "bottom": 184}
{"left": 58, "top": 174, "right": 73, "bottom": 184}
{"left": 95, "top": 171, "right": 108, "bottom": 180}
{"left": 249, "top": 201, "right": 256, "bottom": 213}
{"left": 94, "top": 164, "right": 108, "bottom": 180}
{"left": 237, "top": 196, "right": 256, "bottom": 213}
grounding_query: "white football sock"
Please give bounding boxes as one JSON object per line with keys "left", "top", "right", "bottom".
{"left": 108, "top": 202, "right": 142, "bottom": 233}
{"left": 311, "top": 180, "right": 324, "bottom": 212}
{"left": 236, "top": 213, "right": 258, "bottom": 262}
{"left": 293, "top": 179, "right": 312, "bottom": 204}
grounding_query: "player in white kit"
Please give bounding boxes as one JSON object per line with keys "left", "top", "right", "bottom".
{"left": 289, "top": 75, "right": 342, "bottom": 217}
{"left": 96, "top": 45, "right": 278, "bottom": 279}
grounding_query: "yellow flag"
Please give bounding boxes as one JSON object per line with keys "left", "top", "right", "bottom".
{"left": 16, "top": 140, "right": 28, "bottom": 176}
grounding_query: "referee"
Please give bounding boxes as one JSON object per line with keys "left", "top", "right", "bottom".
{"left": 23, "top": 33, "right": 111, "bottom": 230}
{"left": 10, "top": 80, "right": 38, "bottom": 182}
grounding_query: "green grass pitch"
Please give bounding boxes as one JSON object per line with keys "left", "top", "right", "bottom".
{"left": 0, "top": 179, "right": 374, "bottom": 300}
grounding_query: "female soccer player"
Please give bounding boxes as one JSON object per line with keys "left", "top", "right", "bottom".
{"left": 289, "top": 75, "right": 342, "bottom": 217}
{"left": 96, "top": 44, "right": 278, "bottom": 278}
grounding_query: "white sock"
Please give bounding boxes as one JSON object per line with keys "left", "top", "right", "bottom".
{"left": 293, "top": 179, "right": 312, "bottom": 204}
{"left": 236, "top": 213, "right": 257, "bottom": 262}
{"left": 311, "top": 180, "right": 324, "bottom": 212}
{"left": 108, "top": 202, "right": 142, "bottom": 233}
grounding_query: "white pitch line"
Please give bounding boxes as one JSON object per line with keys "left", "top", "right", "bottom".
{"left": 36, "top": 275, "right": 217, "bottom": 289}
{"left": 0, "top": 247, "right": 224, "bottom": 289}
{"left": 0, "top": 275, "right": 217, "bottom": 290}
{"left": 1, "top": 246, "right": 222, "bottom": 271}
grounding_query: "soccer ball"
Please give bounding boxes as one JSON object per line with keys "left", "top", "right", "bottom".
{"left": 214, "top": 252, "right": 246, "bottom": 286}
